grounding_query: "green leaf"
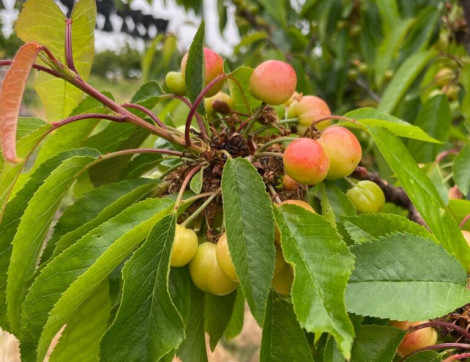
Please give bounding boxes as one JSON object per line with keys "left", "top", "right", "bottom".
{"left": 224, "top": 289, "right": 245, "bottom": 340}
{"left": 257, "top": 0, "right": 286, "bottom": 26}
{"left": 49, "top": 280, "right": 112, "bottom": 362}
{"left": 346, "top": 233, "right": 470, "bottom": 320}
{"left": 378, "top": 51, "right": 436, "bottom": 114}
{"left": 405, "top": 350, "right": 442, "bottom": 362}
{"left": 177, "top": 284, "right": 208, "bottom": 362}
{"left": 16, "top": 0, "right": 96, "bottom": 121}
{"left": 141, "top": 35, "right": 165, "bottom": 82}
{"left": 321, "top": 182, "right": 357, "bottom": 222}
{"left": 204, "top": 292, "right": 237, "bottom": 350}
{"left": 369, "top": 127, "right": 470, "bottom": 271}
{"left": 345, "top": 108, "right": 440, "bottom": 143}
{"left": 190, "top": 166, "right": 204, "bottom": 194}
{"left": 221, "top": 158, "right": 275, "bottom": 325}
{"left": 274, "top": 205, "right": 355, "bottom": 359}
{"left": 407, "top": 95, "right": 451, "bottom": 163}
{"left": 0, "top": 148, "right": 95, "bottom": 329}
{"left": 342, "top": 213, "right": 436, "bottom": 244}
{"left": 87, "top": 126, "right": 150, "bottom": 186}
{"left": 33, "top": 93, "right": 113, "bottom": 167}
{"left": 121, "top": 153, "right": 163, "bottom": 179}
{"left": 234, "top": 32, "right": 268, "bottom": 54}
{"left": 101, "top": 215, "right": 185, "bottom": 362}
{"left": 6, "top": 148, "right": 100, "bottom": 333}
{"left": 374, "top": 18, "right": 414, "bottom": 88}
{"left": 260, "top": 291, "right": 313, "bottom": 362}
{"left": 0, "top": 118, "right": 50, "bottom": 213}
{"left": 453, "top": 146, "right": 470, "bottom": 195}
{"left": 228, "top": 66, "right": 261, "bottom": 114}
{"left": 461, "top": 64, "right": 470, "bottom": 123}
{"left": 131, "top": 80, "right": 165, "bottom": 110}
{"left": 185, "top": 21, "right": 205, "bottom": 110}
{"left": 169, "top": 267, "right": 191, "bottom": 326}
{"left": 449, "top": 199, "right": 470, "bottom": 231}
{"left": 350, "top": 325, "right": 405, "bottom": 362}
{"left": 20, "top": 198, "right": 173, "bottom": 362}
{"left": 41, "top": 178, "right": 160, "bottom": 264}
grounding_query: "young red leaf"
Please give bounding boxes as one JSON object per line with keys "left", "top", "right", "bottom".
{"left": 0, "top": 42, "right": 42, "bottom": 163}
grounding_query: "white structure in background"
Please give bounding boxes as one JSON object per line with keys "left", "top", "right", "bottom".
{"left": 0, "top": 0, "right": 240, "bottom": 56}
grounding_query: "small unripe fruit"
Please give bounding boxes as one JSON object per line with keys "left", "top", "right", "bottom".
{"left": 346, "top": 181, "right": 385, "bottom": 214}
{"left": 165, "top": 71, "right": 186, "bottom": 95}
{"left": 170, "top": 224, "right": 198, "bottom": 267}
{"left": 282, "top": 174, "right": 299, "bottom": 191}
{"left": 215, "top": 233, "right": 238, "bottom": 281}
{"left": 287, "top": 95, "right": 332, "bottom": 132}
{"left": 272, "top": 265, "right": 294, "bottom": 296}
{"left": 181, "top": 47, "right": 224, "bottom": 97}
{"left": 389, "top": 320, "right": 438, "bottom": 357}
{"left": 283, "top": 138, "right": 330, "bottom": 185}
{"left": 204, "top": 92, "right": 233, "bottom": 114}
{"left": 189, "top": 242, "right": 238, "bottom": 296}
{"left": 435, "top": 67, "right": 454, "bottom": 87}
{"left": 317, "top": 126, "right": 362, "bottom": 180}
{"left": 249, "top": 60, "right": 297, "bottom": 105}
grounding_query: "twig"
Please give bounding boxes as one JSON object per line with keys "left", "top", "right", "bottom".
{"left": 174, "top": 164, "right": 204, "bottom": 210}
{"left": 351, "top": 166, "right": 427, "bottom": 227}
{"left": 122, "top": 103, "right": 166, "bottom": 128}
{"left": 65, "top": 19, "right": 78, "bottom": 74}
{"left": 184, "top": 74, "right": 227, "bottom": 145}
{"left": 51, "top": 113, "right": 126, "bottom": 128}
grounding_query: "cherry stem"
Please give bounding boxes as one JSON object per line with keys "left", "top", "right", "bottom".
{"left": 164, "top": 94, "right": 206, "bottom": 137}
{"left": 435, "top": 149, "right": 460, "bottom": 164}
{"left": 102, "top": 148, "right": 186, "bottom": 160}
{"left": 174, "top": 164, "right": 204, "bottom": 211}
{"left": 51, "top": 113, "right": 126, "bottom": 128}
{"left": 183, "top": 189, "right": 220, "bottom": 227}
{"left": 241, "top": 102, "right": 266, "bottom": 136}
{"left": 410, "top": 321, "right": 470, "bottom": 341}
{"left": 401, "top": 343, "right": 470, "bottom": 361}
{"left": 0, "top": 60, "right": 61, "bottom": 77}
{"left": 184, "top": 74, "right": 227, "bottom": 145}
{"left": 122, "top": 103, "right": 166, "bottom": 129}
{"left": 459, "top": 214, "right": 470, "bottom": 229}
{"left": 256, "top": 136, "right": 297, "bottom": 153}
{"left": 253, "top": 151, "right": 284, "bottom": 159}
{"left": 65, "top": 19, "right": 78, "bottom": 74}
{"left": 268, "top": 184, "right": 282, "bottom": 204}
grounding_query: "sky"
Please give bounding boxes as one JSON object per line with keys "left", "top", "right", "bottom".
{"left": 0, "top": 0, "right": 241, "bottom": 56}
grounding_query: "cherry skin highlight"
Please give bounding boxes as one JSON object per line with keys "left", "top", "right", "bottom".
{"left": 170, "top": 224, "right": 198, "bottom": 267}
{"left": 249, "top": 60, "right": 297, "bottom": 105}
{"left": 287, "top": 95, "right": 332, "bottom": 133}
{"left": 389, "top": 320, "right": 438, "bottom": 357}
{"left": 317, "top": 126, "right": 362, "bottom": 180}
{"left": 189, "top": 242, "right": 238, "bottom": 296}
{"left": 181, "top": 47, "right": 224, "bottom": 97}
{"left": 283, "top": 138, "right": 330, "bottom": 185}
{"left": 215, "top": 233, "right": 238, "bottom": 281}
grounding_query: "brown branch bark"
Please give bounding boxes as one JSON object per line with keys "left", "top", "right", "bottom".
{"left": 351, "top": 166, "right": 427, "bottom": 227}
